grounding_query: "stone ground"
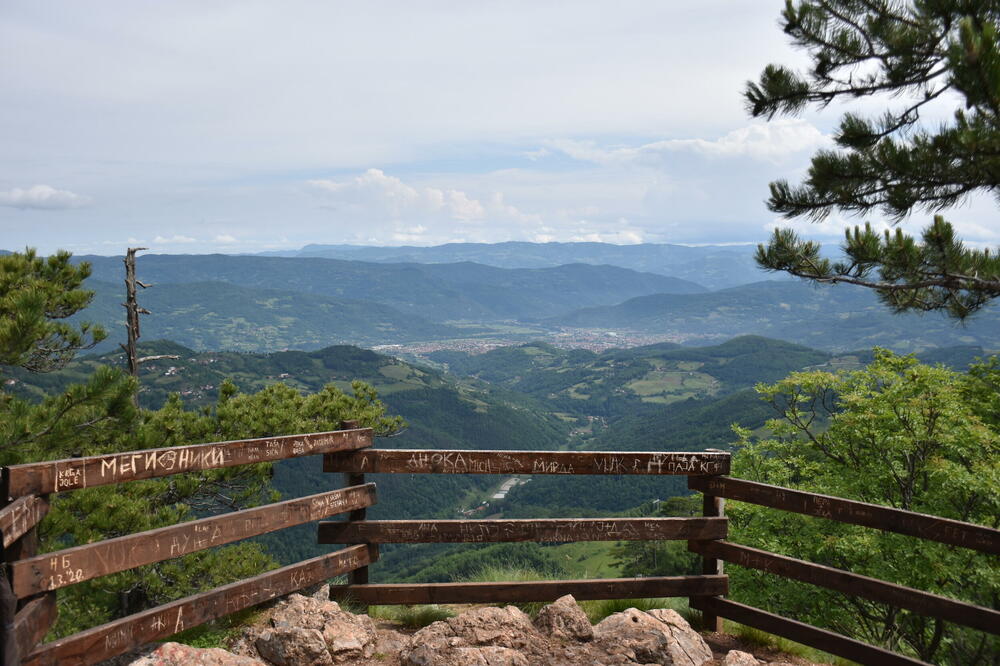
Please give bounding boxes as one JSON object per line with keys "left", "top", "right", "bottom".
{"left": 111, "top": 588, "right": 828, "bottom": 666}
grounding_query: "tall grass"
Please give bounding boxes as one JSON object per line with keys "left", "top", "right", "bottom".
{"left": 464, "top": 564, "right": 557, "bottom": 616}
{"left": 369, "top": 604, "right": 455, "bottom": 628}
{"left": 579, "top": 597, "right": 692, "bottom": 624}
{"left": 725, "top": 620, "right": 851, "bottom": 665}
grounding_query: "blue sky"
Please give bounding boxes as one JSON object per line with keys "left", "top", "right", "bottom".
{"left": 2, "top": 1, "right": 995, "bottom": 255}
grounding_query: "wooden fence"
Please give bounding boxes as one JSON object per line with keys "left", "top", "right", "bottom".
{"left": 686, "top": 476, "right": 1000, "bottom": 666}
{"left": 0, "top": 427, "right": 378, "bottom": 666}
{"left": 1, "top": 434, "right": 996, "bottom": 665}
{"left": 321, "top": 448, "right": 731, "bottom": 606}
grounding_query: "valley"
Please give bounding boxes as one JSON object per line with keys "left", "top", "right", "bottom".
{"left": 66, "top": 247, "right": 1000, "bottom": 356}
{"left": 8, "top": 242, "right": 998, "bottom": 585}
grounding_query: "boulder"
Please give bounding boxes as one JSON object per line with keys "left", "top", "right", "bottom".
{"left": 406, "top": 645, "right": 528, "bottom": 666}
{"left": 534, "top": 595, "right": 593, "bottom": 642}
{"left": 127, "top": 642, "right": 264, "bottom": 666}
{"left": 375, "top": 627, "right": 411, "bottom": 656}
{"left": 256, "top": 627, "right": 333, "bottom": 666}
{"left": 445, "top": 605, "right": 539, "bottom": 649}
{"left": 647, "top": 608, "right": 714, "bottom": 666}
{"left": 264, "top": 592, "right": 377, "bottom": 663}
{"left": 593, "top": 607, "right": 712, "bottom": 666}
{"left": 404, "top": 606, "right": 540, "bottom": 665}
{"left": 723, "top": 650, "right": 760, "bottom": 666}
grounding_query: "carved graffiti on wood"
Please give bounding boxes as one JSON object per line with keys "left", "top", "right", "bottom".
{"left": 5, "top": 429, "right": 373, "bottom": 498}
{"left": 319, "top": 518, "right": 727, "bottom": 544}
{"left": 23, "top": 545, "right": 373, "bottom": 666}
{"left": 11, "top": 484, "right": 376, "bottom": 597}
{"left": 0, "top": 495, "right": 49, "bottom": 548}
{"left": 325, "top": 449, "right": 730, "bottom": 476}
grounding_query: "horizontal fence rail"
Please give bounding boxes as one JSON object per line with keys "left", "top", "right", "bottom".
{"left": 24, "top": 544, "right": 375, "bottom": 666}
{"left": 5, "top": 428, "right": 372, "bottom": 498}
{"left": 326, "top": 449, "right": 730, "bottom": 476}
{"left": 10, "top": 484, "right": 376, "bottom": 597}
{"left": 331, "top": 575, "right": 728, "bottom": 605}
{"left": 0, "top": 497, "right": 48, "bottom": 549}
{"left": 689, "top": 540, "right": 1000, "bottom": 635}
{"left": 688, "top": 476, "right": 1000, "bottom": 555}
{"left": 689, "top": 597, "right": 930, "bottom": 666}
{"left": 12, "top": 596, "right": 55, "bottom": 663}
{"left": 319, "top": 517, "right": 727, "bottom": 544}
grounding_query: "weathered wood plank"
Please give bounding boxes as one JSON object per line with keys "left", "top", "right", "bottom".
{"left": 11, "top": 484, "right": 376, "bottom": 597}
{"left": 0, "top": 578, "right": 17, "bottom": 666}
{"left": 325, "top": 449, "right": 730, "bottom": 476}
{"left": 14, "top": 593, "right": 56, "bottom": 660}
{"left": 0, "top": 495, "right": 49, "bottom": 549}
{"left": 340, "top": 420, "right": 370, "bottom": 589}
{"left": 689, "top": 540, "right": 1000, "bottom": 635}
{"left": 330, "top": 575, "right": 728, "bottom": 605}
{"left": 5, "top": 428, "right": 373, "bottom": 498}
{"left": 688, "top": 476, "right": 1000, "bottom": 555}
{"left": 24, "top": 544, "right": 374, "bottom": 666}
{"left": 689, "top": 597, "right": 930, "bottom": 666}
{"left": 696, "top": 480, "right": 725, "bottom": 633}
{"left": 319, "top": 518, "right": 727, "bottom": 544}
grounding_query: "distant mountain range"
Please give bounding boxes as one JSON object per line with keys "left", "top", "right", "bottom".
{"left": 261, "top": 241, "right": 767, "bottom": 290}
{"left": 77, "top": 254, "right": 705, "bottom": 323}
{"left": 550, "top": 280, "right": 1000, "bottom": 352}
{"left": 81, "top": 279, "right": 463, "bottom": 351}
{"left": 49, "top": 246, "right": 999, "bottom": 355}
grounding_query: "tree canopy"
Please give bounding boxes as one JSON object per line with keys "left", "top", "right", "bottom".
{"left": 749, "top": 1, "right": 1000, "bottom": 317}
{"left": 0, "top": 249, "right": 106, "bottom": 372}
{"left": 0, "top": 248, "right": 403, "bottom": 638}
{"left": 730, "top": 351, "right": 1000, "bottom": 663}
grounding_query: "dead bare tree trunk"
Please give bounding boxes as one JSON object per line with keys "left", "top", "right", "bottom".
{"left": 121, "top": 248, "right": 177, "bottom": 405}
{"left": 121, "top": 247, "right": 149, "bottom": 380}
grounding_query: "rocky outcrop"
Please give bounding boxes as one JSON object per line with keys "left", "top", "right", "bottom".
{"left": 533, "top": 594, "right": 593, "bottom": 642}
{"left": 592, "top": 606, "right": 713, "bottom": 666}
{"left": 127, "top": 642, "right": 265, "bottom": 666}
{"left": 722, "top": 651, "right": 761, "bottom": 666}
{"left": 126, "top": 595, "right": 801, "bottom": 666}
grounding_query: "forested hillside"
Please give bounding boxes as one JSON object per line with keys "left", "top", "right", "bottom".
{"left": 75, "top": 254, "right": 705, "bottom": 323}
{"left": 283, "top": 241, "right": 765, "bottom": 289}
{"left": 429, "top": 336, "right": 829, "bottom": 419}
{"left": 553, "top": 280, "right": 1000, "bottom": 352}
{"left": 79, "top": 279, "right": 463, "bottom": 350}
{"left": 10, "top": 320, "right": 994, "bottom": 580}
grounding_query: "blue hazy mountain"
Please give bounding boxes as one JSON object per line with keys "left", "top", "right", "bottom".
{"left": 270, "top": 241, "right": 767, "bottom": 290}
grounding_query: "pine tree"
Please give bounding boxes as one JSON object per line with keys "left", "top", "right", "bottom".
{"left": 0, "top": 248, "right": 404, "bottom": 637}
{"left": 0, "top": 249, "right": 106, "bottom": 371}
{"left": 749, "top": 1, "right": 1000, "bottom": 317}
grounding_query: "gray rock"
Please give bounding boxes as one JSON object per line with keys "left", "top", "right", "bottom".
{"left": 594, "top": 607, "right": 712, "bottom": 665}
{"left": 127, "top": 642, "right": 264, "bottom": 666}
{"left": 723, "top": 650, "right": 760, "bottom": 666}
{"left": 534, "top": 595, "right": 593, "bottom": 642}
{"left": 262, "top": 592, "right": 377, "bottom": 663}
{"left": 406, "top": 645, "right": 528, "bottom": 666}
{"left": 256, "top": 627, "right": 333, "bottom": 666}
{"left": 647, "top": 608, "right": 714, "bottom": 666}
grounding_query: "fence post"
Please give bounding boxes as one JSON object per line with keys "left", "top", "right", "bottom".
{"left": 337, "top": 420, "right": 371, "bottom": 612}
{"left": 0, "top": 511, "right": 16, "bottom": 666}
{"left": 695, "top": 480, "right": 725, "bottom": 633}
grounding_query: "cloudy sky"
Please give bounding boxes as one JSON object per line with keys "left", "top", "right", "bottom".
{"left": 2, "top": 1, "right": 994, "bottom": 255}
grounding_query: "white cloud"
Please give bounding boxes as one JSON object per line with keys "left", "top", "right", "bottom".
{"left": 0, "top": 184, "right": 90, "bottom": 210}
{"left": 308, "top": 169, "right": 537, "bottom": 226}
{"left": 548, "top": 120, "right": 832, "bottom": 167}
{"left": 213, "top": 234, "right": 237, "bottom": 243}
{"left": 153, "top": 234, "right": 197, "bottom": 244}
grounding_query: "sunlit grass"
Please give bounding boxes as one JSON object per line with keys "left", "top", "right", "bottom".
{"left": 369, "top": 604, "right": 455, "bottom": 628}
